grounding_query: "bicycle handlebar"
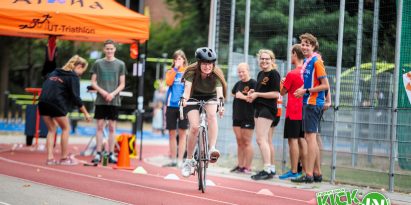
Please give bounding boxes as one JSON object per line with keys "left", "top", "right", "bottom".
{"left": 179, "top": 97, "right": 224, "bottom": 120}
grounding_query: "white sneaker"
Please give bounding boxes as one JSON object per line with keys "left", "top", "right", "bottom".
{"left": 91, "top": 153, "right": 101, "bottom": 164}
{"left": 177, "top": 160, "right": 183, "bottom": 168}
{"left": 208, "top": 147, "right": 220, "bottom": 163}
{"left": 181, "top": 159, "right": 196, "bottom": 178}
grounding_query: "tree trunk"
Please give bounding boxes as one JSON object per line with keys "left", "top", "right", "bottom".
{"left": 0, "top": 37, "right": 10, "bottom": 118}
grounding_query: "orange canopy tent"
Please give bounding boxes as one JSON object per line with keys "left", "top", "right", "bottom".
{"left": 0, "top": 0, "right": 149, "bottom": 43}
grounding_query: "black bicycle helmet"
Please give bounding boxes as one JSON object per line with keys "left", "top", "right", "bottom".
{"left": 195, "top": 47, "right": 217, "bottom": 62}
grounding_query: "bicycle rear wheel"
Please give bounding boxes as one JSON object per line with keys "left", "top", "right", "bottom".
{"left": 197, "top": 127, "right": 207, "bottom": 193}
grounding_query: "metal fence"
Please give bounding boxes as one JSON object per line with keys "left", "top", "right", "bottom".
{"left": 214, "top": 0, "right": 411, "bottom": 192}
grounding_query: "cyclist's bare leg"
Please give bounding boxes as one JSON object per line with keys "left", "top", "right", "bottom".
{"left": 177, "top": 128, "right": 187, "bottom": 163}
{"left": 96, "top": 119, "right": 105, "bottom": 152}
{"left": 255, "top": 117, "right": 273, "bottom": 167}
{"left": 108, "top": 120, "right": 117, "bottom": 153}
{"left": 205, "top": 104, "right": 218, "bottom": 148}
{"left": 241, "top": 128, "right": 254, "bottom": 169}
{"left": 186, "top": 110, "right": 200, "bottom": 159}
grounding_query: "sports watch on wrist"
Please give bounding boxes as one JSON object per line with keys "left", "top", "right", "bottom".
{"left": 305, "top": 88, "right": 310, "bottom": 94}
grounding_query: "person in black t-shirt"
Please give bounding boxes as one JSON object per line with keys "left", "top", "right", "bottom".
{"left": 231, "top": 63, "right": 256, "bottom": 174}
{"left": 247, "top": 49, "right": 281, "bottom": 180}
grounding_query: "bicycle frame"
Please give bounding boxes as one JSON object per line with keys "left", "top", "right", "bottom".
{"left": 179, "top": 98, "right": 222, "bottom": 193}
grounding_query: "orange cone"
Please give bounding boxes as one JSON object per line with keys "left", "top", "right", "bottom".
{"left": 113, "top": 134, "right": 134, "bottom": 170}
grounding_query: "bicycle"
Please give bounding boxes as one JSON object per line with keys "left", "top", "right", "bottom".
{"left": 179, "top": 97, "right": 223, "bottom": 193}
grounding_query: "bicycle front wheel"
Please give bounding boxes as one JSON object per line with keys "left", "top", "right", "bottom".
{"left": 197, "top": 127, "right": 207, "bottom": 193}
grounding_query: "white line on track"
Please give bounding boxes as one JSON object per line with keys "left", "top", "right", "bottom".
{"left": 0, "top": 157, "right": 238, "bottom": 205}
{"left": 1, "top": 156, "right": 312, "bottom": 204}
{"left": 114, "top": 166, "right": 311, "bottom": 204}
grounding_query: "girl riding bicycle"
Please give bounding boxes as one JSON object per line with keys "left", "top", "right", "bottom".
{"left": 180, "top": 47, "right": 227, "bottom": 178}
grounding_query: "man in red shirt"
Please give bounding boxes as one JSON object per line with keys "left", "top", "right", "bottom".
{"left": 279, "top": 44, "right": 307, "bottom": 179}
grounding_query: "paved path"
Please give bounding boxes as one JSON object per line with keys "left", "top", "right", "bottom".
{"left": 0, "top": 174, "right": 125, "bottom": 205}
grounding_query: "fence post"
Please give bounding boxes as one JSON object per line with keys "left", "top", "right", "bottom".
{"left": 227, "top": 0, "right": 236, "bottom": 74}
{"left": 331, "top": 0, "right": 346, "bottom": 184}
{"left": 389, "top": 0, "right": 403, "bottom": 193}
{"left": 136, "top": 54, "right": 146, "bottom": 161}
{"left": 243, "top": 0, "right": 250, "bottom": 63}
{"left": 351, "top": 0, "right": 364, "bottom": 168}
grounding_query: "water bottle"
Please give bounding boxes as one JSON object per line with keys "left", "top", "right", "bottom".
{"left": 102, "top": 152, "right": 108, "bottom": 166}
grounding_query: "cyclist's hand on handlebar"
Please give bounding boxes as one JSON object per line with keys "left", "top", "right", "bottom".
{"left": 179, "top": 97, "right": 187, "bottom": 107}
{"left": 218, "top": 106, "right": 225, "bottom": 118}
{"left": 218, "top": 97, "right": 224, "bottom": 118}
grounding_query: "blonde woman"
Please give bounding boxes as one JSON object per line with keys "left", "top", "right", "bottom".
{"left": 231, "top": 63, "right": 256, "bottom": 174}
{"left": 39, "top": 55, "right": 92, "bottom": 165}
{"left": 247, "top": 49, "right": 281, "bottom": 180}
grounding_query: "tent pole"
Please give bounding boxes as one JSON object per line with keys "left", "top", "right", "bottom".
{"left": 136, "top": 41, "right": 147, "bottom": 161}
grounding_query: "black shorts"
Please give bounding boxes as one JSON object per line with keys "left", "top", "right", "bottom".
{"left": 166, "top": 107, "right": 188, "bottom": 130}
{"left": 233, "top": 119, "right": 255, "bottom": 129}
{"left": 94, "top": 105, "right": 119, "bottom": 120}
{"left": 284, "top": 118, "right": 304, "bottom": 139}
{"left": 183, "top": 96, "right": 216, "bottom": 116}
{"left": 254, "top": 106, "right": 276, "bottom": 121}
{"left": 270, "top": 116, "right": 280, "bottom": 127}
{"left": 38, "top": 102, "right": 66, "bottom": 117}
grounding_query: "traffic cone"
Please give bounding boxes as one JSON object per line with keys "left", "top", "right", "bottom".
{"left": 113, "top": 134, "right": 134, "bottom": 170}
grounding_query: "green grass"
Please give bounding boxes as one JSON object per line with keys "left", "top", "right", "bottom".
{"left": 219, "top": 150, "right": 411, "bottom": 193}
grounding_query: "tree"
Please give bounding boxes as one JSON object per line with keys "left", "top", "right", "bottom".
{"left": 150, "top": 0, "right": 210, "bottom": 61}
{"left": 0, "top": 36, "right": 94, "bottom": 116}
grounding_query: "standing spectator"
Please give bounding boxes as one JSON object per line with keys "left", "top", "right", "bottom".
{"left": 279, "top": 44, "right": 307, "bottom": 179}
{"left": 247, "top": 49, "right": 281, "bottom": 180}
{"left": 39, "top": 55, "right": 91, "bottom": 165}
{"left": 163, "top": 50, "right": 189, "bottom": 167}
{"left": 231, "top": 63, "right": 256, "bottom": 174}
{"left": 90, "top": 40, "right": 127, "bottom": 164}
{"left": 292, "top": 33, "right": 330, "bottom": 183}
